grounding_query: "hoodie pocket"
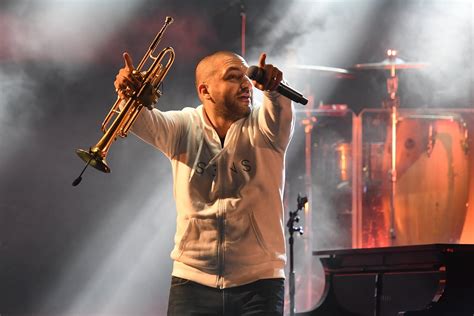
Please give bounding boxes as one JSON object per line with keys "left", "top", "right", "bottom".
{"left": 224, "top": 210, "right": 272, "bottom": 267}
{"left": 248, "top": 211, "right": 271, "bottom": 255}
{"left": 172, "top": 217, "right": 219, "bottom": 273}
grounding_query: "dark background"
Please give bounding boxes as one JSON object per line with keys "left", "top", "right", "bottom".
{"left": 0, "top": 0, "right": 472, "bottom": 315}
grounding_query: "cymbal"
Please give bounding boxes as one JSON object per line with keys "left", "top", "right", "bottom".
{"left": 354, "top": 57, "right": 428, "bottom": 70}
{"left": 288, "top": 64, "right": 354, "bottom": 78}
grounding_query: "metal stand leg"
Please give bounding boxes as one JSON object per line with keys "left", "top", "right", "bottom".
{"left": 385, "top": 49, "right": 400, "bottom": 244}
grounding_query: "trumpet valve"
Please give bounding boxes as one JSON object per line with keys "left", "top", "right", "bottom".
{"left": 138, "top": 82, "right": 159, "bottom": 110}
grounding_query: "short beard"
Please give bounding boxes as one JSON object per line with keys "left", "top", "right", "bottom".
{"left": 218, "top": 96, "right": 252, "bottom": 122}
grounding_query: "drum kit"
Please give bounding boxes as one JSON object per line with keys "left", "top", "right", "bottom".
{"left": 289, "top": 49, "right": 473, "bottom": 249}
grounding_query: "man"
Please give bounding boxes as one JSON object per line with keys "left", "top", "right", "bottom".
{"left": 115, "top": 50, "right": 294, "bottom": 315}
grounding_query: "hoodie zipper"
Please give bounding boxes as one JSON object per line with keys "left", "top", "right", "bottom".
{"left": 216, "top": 199, "right": 225, "bottom": 288}
{"left": 216, "top": 124, "right": 230, "bottom": 289}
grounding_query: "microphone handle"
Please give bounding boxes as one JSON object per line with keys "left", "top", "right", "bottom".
{"left": 246, "top": 65, "right": 308, "bottom": 105}
{"left": 277, "top": 84, "right": 308, "bottom": 105}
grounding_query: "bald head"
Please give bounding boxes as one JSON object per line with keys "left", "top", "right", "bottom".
{"left": 195, "top": 51, "right": 253, "bottom": 124}
{"left": 195, "top": 51, "right": 246, "bottom": 91}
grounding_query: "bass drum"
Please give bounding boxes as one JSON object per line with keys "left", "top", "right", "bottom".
{"left": 382, "top": 115, "right": 470, "bottom": 246}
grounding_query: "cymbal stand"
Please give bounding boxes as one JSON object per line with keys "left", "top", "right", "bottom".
{"left": 240, "top": 0, "right": 246, "bottom": 57}
{"left": 384, "top": 49, "right": 400, "bottom": 244}
{"left": 287, "top": 194, "right": 307, "bottom": 316}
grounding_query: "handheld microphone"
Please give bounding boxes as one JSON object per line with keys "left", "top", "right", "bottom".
{"left": 246, "top": 66, "right": 308, "bottom": 105}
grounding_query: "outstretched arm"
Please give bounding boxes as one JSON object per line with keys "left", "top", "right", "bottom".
{"left": 113, "top": 52, "right": 184, "bottom": 157}
{"left": 252, "top": 53, "right": 294, "bottom": 151}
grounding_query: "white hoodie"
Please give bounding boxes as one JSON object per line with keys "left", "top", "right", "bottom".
{"left": 131, "top": 92, "right": 294, "bottom": 288}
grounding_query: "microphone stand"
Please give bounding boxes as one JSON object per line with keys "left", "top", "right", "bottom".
{"left": 287, "top": 194, "right": 307, "bottom": 316}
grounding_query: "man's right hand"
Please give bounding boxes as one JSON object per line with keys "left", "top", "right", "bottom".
{"left": 114, "top": 52, "right": 158, "bottom": 108}
{"left": 114, "top": 52, "right": 142, "bottom": 99}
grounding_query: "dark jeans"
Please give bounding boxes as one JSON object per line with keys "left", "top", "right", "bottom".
{"left": 167, "top": 276, "right": 285, "bottom": 316}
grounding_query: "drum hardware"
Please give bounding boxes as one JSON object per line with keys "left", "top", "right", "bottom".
{"left": 398, "top": 114, "right": 470, "bottom": 157}
{"left": 318, "top": 102, "right": 349, "bottom": 115}
{"left": 461, "top": 120, "right": 470, "bottom": 155}
{"left": 300, "top": 115, "right": 317, "bottom": 134}
{"left": 355, "top": 49, "right": 428, "bottom": 245}
{"left": 399, "top": 114, "right": 457, "bottom": 121}
{"left": 426, "top": 123, "right": 436, "bottom": 157}
{"left": 288, "top": 64, "right": 355, "bottom": 79}
{"left": 353, "top": 54, "right": 428, "bottom": 71}
{"left": 334, "top": 141, "right": 351, "bottom": 183}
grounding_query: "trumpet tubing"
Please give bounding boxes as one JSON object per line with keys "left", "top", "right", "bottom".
{"left": 75, "top": 17, "right": 175, "bottom": 174}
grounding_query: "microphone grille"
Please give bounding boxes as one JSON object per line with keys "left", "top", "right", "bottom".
{"left": 246, "top": 66, "right": 264, "bottom": 83}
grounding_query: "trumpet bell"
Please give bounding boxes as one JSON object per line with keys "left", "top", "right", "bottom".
{"left": 76, "top": 148, "right": 111, "bottom": 173}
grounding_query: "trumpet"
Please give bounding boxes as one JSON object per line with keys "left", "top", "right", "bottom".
{"left": 73, "top": 16, "right": 175, "bottom": 186}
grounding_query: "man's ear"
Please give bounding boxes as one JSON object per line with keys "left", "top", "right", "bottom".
{"left": 198, "top": 83, "right": 212, "bottom": 101}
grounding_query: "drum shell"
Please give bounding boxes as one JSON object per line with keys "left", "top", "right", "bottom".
{"left": 382, "top": 116, "right": 470, "bottom": 246}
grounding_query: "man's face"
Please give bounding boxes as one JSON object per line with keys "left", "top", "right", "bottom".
{"left": 207, "top": 54, "right": 253, "bottom": 120}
